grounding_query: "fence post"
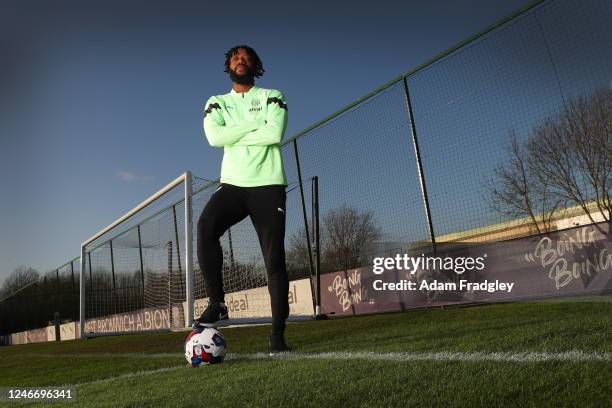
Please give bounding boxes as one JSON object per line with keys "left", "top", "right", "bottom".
{"left": 172, "top": 205, "right": 183, "bottom": 294}
{"left": 293, "top": 140, "right": 315, "bottom": 278}
{"left": 137, "top": 225, "right": 145, "bottom": 308}
{"left": 88, "top": 252, "right": 93, "bottom": 293}
{"left": 227, "top": 227, "right": 236, "bottom": 276}
{"left": 54, "top": 312, "right": 61, "bottom": 343}
{"left": 79, "top": 245, "right": 86, "bottom": 339}
{"left": 311, "top": 176, "right": 327, "bottom": 320}
{"left": 401, "top": 76, "right": 437, "bottom": 254}
{"left": 70, "top": 261, "right": 75, "bottom": 297}
{"left": 184, "top": 171, "right": 194, "bottom": 328}
{"left": 110, "top": 240, "right": 116, "bottom": 314}
{"left": 167, "top": 240, "right": 173, "bottom": 327}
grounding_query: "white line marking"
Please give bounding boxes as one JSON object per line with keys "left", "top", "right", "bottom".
{"left": 38, "top": 353, "right": 182, "bottom": 358}
{"left": 71, "top": 365, "right": 188, "bottom": 387}
{"left": 40, "top": 350, "right": 612, "bottom": 363}
{"left": 253, "top": 351, "right": 612, "bottom": 363}
{"left": 46, "top": 350, "right": 611, "bottom": 388}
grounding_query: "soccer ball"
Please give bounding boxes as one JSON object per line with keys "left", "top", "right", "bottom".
{"left": 185, "top": 327, "right": 227, "bottom": 367}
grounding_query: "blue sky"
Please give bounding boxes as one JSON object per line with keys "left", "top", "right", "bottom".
{"left": 0, "top": 0, "right": 559, "bottom": 283}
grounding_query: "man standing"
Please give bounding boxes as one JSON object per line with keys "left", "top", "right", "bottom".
{"left": 194, "top": 45, "right": 290, "bottom": 355}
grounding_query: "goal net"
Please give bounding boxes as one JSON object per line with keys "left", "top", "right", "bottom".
{"left": 80, "top": 172, "right": 307, "bottom": 338}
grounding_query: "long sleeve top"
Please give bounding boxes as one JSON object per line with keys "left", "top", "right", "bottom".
{"left": 203, "top": 85, "right": 288, "bottom": 187}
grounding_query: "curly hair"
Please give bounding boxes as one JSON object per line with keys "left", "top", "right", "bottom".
{"left": 223, "top": 45, "right": 265, "bottom": 78}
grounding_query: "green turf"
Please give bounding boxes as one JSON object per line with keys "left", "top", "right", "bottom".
{"left": 0, "top": 301, "right": 610, "bottom": 407}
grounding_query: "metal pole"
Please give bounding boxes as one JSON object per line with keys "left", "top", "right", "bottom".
{"left": 110, "top": 240, "right": 116, "bottom": 314}
{"left": 167, "top": 241, "right": 173, "bottom": 326}
{"left": 54, "top": 312, "right": 61, "bottom": 343}
{"left": 71, "top": 260, "right": 76, "bottom": 320}
{"left": 79, "top": 246, "right": 86, "bottom": 338}
{"left": 45, "top": 274, "right": 51, "bottom": 322}
{"left": 110, "top": 241, "right": 116, "bottom": 290}
{"left": 173, "top": 206, "right": 183, "bottom": 275}
{"left": 311, "top": 178, "right": 317, "bottom": 309}
{"left": 56, "top": 269, "right": 60, "bottom": 319}
{"left": 401, "top": 77, "right": 437, "bottom": 254}
{"left": 88, "top": 252, "right": 93, "bottom": 293}
{"left": 293, "top": 140, "right": 315, "bottom": 278}
{"left": 312, "top": 176, "right": 326, "bottom": 319}
{"left": 172, "top": 205, "right": 183, "bottom": 298}
{"left": 184, "top": 171, "right": 194, "bottom": 327}
{"left": 70, "top": 261, "right": 75, "bottom": 296}
{"left": 228, "top": 227, "right": 236, "bottom": 275}
{"left": 137, "top": 225, "right": 145, "bottom": 308}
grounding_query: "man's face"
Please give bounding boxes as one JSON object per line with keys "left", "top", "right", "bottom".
{"left": 228, "top": 48, "right": 255, "bottom": 85}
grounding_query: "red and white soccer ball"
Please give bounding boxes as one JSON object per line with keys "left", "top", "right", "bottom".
{"left": 185, "top": 327, "right": 227, "bottom": 367}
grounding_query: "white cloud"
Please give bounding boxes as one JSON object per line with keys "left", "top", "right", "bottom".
{"left": 116, "top": 171, "right": 154, "bottom": 183}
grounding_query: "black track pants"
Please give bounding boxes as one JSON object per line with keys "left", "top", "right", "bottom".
{"left": 196, "top": 183, "right": 289, "bottom": 334}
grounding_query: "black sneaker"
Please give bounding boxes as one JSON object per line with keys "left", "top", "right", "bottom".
{"left": 192, "top": 302, "right": 229, "bottom": 329}
{"left": 268, "top": 333, "right": 291, "bottom": 356}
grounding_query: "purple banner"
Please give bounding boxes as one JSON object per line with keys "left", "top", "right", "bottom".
{"left": 317, "top": 222, "right": 611, "bottom": 316}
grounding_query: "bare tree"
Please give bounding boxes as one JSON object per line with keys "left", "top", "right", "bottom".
{"left": 487, "top": 131, "right": 562, "bottom": 233}
{"left": 285, "top": 226, "right": 313, "bottom": 280}
{"left": 572, "top": 88, "right": 612, "bottom": 223}
{"left": 0, "top": 266, "right": 40, "bottom": 300}
{"left": 528, "top": 88, "right": 611, "bottom": 228}
{"left": 322, "top": 205, "right": 381, "bottom": 272}
{"left": 487, "top": 87, "right": 612, "bottom": 234}
{"left": 286, "top": 205, "right": 382, "bottom": 275}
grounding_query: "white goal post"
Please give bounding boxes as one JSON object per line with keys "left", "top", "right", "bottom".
{"left": 79, "top": 171, "right": 314, "bottom": 339}
{"left": 79, "top": 172, "right": 195, "bottom": 338}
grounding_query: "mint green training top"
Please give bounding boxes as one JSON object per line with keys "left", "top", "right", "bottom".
{"left": 203, "top": 85, "right": 288, "bottom": 187}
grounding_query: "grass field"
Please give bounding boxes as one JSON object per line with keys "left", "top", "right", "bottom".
{"left": 1, "top": 300, "right": 611, "bottom": 407}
